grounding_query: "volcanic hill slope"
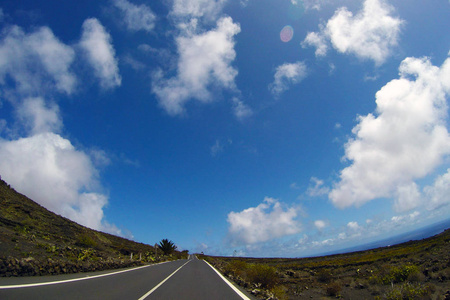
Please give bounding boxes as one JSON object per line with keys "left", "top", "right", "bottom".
{"left": 0, "top": 178, "right": 185, "bottom": 277}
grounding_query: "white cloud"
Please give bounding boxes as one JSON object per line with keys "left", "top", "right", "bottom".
{"left": 171, "top": 0, "right": 226, "bottom": 20}
{"left": 394, "top": 182, "right": 421, "bottom": 212}
{"left": 0, "top": 25, "right": 76, "bottom": 96}
{"left": 112, "top": 0, "right": 156, "bottom": 32}
{"left": 232, "top": 97, "right": 253, "bottom": 120}
{"left": 302, "top": 0, "right": 403, "bottom": 65}
{"left": 391, "top": 211, "right": 420, "bottom": 225}
{"left": 0, "top": 19, "right": 122, "bottom": 236}
{"left": 227, "top": 197, "right": 301, "bottom": 245}
{"left": 425, "top": 169, "right": 450, "bottom": 210}
{"left": 17, "top": 97, "right": 62, "bottom": 135}
{"left": 80, "top": 18, "right": 121, "bottom": 89}
{"left": 302, "top": 31, "right": 328, "bottom": 57}
{"left": 307, "top": 177, "right": 330, "bottom": 197}
{"left": 152, "top": 16, "right": 240, "bottom": 115}
{"left": 314, "top": 220, "right": 327, "bottom": 230}
{"left": 330, "top": 54, "right": 450, "bottom": 208}
{"left": 269, "top": 61, "right": 307, "bottom": 96}
{"left": 299, "top": 0, "right": 331, "bottom": 11}
{"left": 347, "top": 221, "right": 360, "bottom": 231}
{"left": 0, "top": 133, "right": 119, "bottom": 234}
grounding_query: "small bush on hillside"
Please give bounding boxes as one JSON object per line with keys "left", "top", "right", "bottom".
{"left": 385, "top": 282, "right": 435, "bottom": 300}
{"left": 317, "top": 269, "right": 333, "bottom": 283}
{"left": 224, "top": 260, "right": 248, "bottom": 277}
{"left": 76, "top": 234, "right": 97, "bottom": 248}
{"left": 246, "top": 264, "right": 278, "bottom": 289}
{"left": 378, "top": 264, "right": 420, "bottom": 285}
{"left": 326, "top": 282, "right": 342, "bottom": 297}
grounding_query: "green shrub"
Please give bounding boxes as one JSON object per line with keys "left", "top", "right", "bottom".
{"left": 385, "top": 282, "right": 434, "bottom": 300}
{"left": 76, "top": 234, "right": 97, "bottom": 248}
{"left": 78, "top": 249, "right": 94, "bottom": 261}
{"left": 224, "top": 260, "right": 249, "bottom": 277}
{"left": 246, "top": 264, "right": 278, "bottom": 289}
{"left": 381, "top": 265, "right": 420, "bottom": 284}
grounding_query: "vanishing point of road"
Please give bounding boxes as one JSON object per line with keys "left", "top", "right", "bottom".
{"left": 0, "top": 255, "right": 254, "bottom": 300}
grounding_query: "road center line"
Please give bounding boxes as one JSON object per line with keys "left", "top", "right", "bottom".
{"left": 0, "top": 261, "right": 172, "bottom": 289}
{"left": 138, "top": 259, "right": 191, "bottom": 300}
{"left": 203, "top": 260, "right": 251, "bottom": 300}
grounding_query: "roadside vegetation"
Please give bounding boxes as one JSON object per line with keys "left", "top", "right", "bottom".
{"left": 200, "top": 228, "right": 450, "bottom": 299}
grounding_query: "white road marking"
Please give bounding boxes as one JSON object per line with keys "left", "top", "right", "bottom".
{"left": 138, "top": 259, "right": 192, "bottom": 300}
{"left": 203, "top": 260, "right": 251, "bottom": 300}
{"left": 0, "top": 261, "right": 172, "bottom": 289}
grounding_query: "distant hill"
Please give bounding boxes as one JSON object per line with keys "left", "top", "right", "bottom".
{"left": 0, "top": 179, "right": 184, "bottom": 277}
{"left": 319, "top": 218, "right": 450, "bottom": 257}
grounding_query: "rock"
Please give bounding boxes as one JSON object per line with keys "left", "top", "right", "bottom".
{"left": 286, "top": 270, "right": 296, "bottom": 277}
{"left": 357, "top": 283, "right": 366, "bottom": 289}
{"left": 251, "top": 289, "right": 261, "bottom": 295}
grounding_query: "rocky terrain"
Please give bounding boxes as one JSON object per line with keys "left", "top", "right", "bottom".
{"left": 203, "top": 228, "right": 450, "bottom": 299}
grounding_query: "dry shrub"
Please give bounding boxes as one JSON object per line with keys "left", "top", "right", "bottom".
{"left": 271, "top": 285, "right": 287, "bottom": 300}
{"left": 246, "top": 264, "right": 278, "bottom": 289}
{"left": 224, "top": 260, "right": 248, "bottom": 277}
{"left": 317, "top": 268, "right": 333, "bottom": 283}
{"left": 407, "top": 270, "right": 425, "bottom": 283}
{"left": 326, "top": 282, "right": 342, "bottom": 297}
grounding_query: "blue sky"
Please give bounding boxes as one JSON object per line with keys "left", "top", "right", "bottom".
{"left": 0, "top": 0, "right": 449, "bottom": 257}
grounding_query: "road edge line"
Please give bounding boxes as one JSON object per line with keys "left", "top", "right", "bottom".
{"left": 203, "top": 260, "right": 251, "bottom": 300}
{"left": 138, "top": 259, "right": 191, "bottom": 300}
{"left": 0, "top": 261, "right": 172, "bottom": 289}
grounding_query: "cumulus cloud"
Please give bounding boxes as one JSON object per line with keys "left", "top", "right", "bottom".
{"left": 302, "top": 31, "right": 328, "bottom": 57}
{"left": 112, "top": 0, "right": 156, "bottom": 32}
{"left": 330, "top": 54, "right": 450, "bottom": 209}
{"left": 0, "top": 133, "right": 118, "bottom": 233}
{"left": 394, "top": 182, "right": 421, "bottom": 212}
{"left": 425, "top": 169, "right": 450, "bottom": 210}
{"left": 0, "top": 25, "right": 76, "bottom": 96}
{"left": 314, "top": 220, "right": 327, "bottom": 230}
{"left": 391, "top": 211, "right": 420, "bottom": 225}
{"left": 302, "top": 0, "right": 403, "bottom": 65}
{"left": 152, "top": 16, "right": 240, "bottom": 115}
{"left": 347, "top": 221, "right": 360, "bottom": 231}
{"left": 17, "top": 97, "right": 62, "bottom": 134}
{"left": 80, "top": 18, "right": 121, "bottom": 89}
{"left": 0, "top": 19, "right": 121, "bottom": 236}
{"left": 227, "top": 197, "right": 302, "bottom": 245}
{"left": 171, "top": 0, "right": 226, "bottom": 20}
{"left": 269, "top": 61, "right": 307, "bottom": 97}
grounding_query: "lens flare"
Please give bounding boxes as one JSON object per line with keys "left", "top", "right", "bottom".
{"left": 280, "top": 25, "right": 294, "bottom": 42}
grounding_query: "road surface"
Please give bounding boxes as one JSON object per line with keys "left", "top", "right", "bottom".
{"left": 0, "top": 255, "right": 253, "bottom": 300}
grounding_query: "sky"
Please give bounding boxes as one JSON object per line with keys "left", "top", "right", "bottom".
{"left": 0, "top": 0, "right": 449, "bottom": 257}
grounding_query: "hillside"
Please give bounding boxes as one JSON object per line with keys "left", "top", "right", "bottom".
{"left": 0, "top": 179, "right": 185, "bottom": 277}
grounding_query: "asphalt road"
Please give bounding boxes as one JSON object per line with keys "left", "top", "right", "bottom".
{"left": 0, "top": 256, "right": 252, "bottom": 300}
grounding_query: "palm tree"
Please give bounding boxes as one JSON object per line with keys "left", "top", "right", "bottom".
{"left": 158, "top": 239, "right": 177, "bottom": 255}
